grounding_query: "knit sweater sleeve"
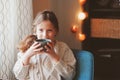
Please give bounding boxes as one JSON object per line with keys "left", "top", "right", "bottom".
{"left": 53, "top": 42, "right": 76, "bottom": 80}
{"left": 13, "top": 52, "right": 30, "bottom": 80}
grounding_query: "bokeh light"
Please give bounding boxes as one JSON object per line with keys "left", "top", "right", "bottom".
{"left": 78, "top": 33, "right": 86, "bottom": 41}
{"left": 78, "top": 0, "right": 86, "bottom": 5}
{"left": 71, "top": 25, "right": 78, "bottom": 33}
{"left": 78, "top": 12, "right": 87, "bottom": 20}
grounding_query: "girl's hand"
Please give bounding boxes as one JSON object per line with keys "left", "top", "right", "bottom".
{"left": 45, "top": 42, "right": 60, "bottom": 62}
{"left": 22, "top": 42, "right": 44, "bottom": 65}
{"left": 25, "top": 42, "right": 44, "bottom": 58}
{"left": 44, "top": 42, "right": 55, "bottom": 54}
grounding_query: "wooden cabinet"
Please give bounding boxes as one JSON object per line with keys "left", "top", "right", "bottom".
{"left": 90, "top": 0, "right": 120, "bottom": 18}
{"left": 82, "top": 0, "right": 120, "bottom": 80}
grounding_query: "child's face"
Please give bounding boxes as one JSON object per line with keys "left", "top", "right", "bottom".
{"left": 35, "top": 20, "right": 57, "bottom": 41}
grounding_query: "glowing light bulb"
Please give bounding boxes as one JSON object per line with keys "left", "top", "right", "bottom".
{"left": 71, "top": 25, "right": 78, "bottom": 33}
{"left": 78, "top": 12, "right": 87, "bottom": 20}
{"left": 78, "top": 33, "right": 86, "bottom": 41}
{"left": 78, "top": 0, "right": 86, "bottom": 5}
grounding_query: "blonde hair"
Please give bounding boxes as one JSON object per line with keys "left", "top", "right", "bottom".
{"left": 32, "top": 10, "right": 59, "bottom": 33}
{"left": 17, "top": 35, "right": 37, "bottom": 52}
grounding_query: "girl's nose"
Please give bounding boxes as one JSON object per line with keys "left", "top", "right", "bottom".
{"left": 43, "top": 31, "right": 48, "bottom": 38}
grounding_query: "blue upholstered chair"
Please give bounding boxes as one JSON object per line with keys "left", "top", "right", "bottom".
{"left": 72, "top": 49, "right": 94, "bottom": 80}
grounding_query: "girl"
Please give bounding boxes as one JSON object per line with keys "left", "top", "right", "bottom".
{"left": 13, "top": 10, "right": 76, "bottom": 80}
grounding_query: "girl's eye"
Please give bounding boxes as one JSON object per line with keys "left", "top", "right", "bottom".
{"left": 39, "top": 29, "right": 43, "bottom": 32}
{"left": 48, "top": 29, "right": 52, "bottom": 32}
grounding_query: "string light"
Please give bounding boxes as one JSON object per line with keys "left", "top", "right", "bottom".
{"left": 78, "top": 0, "right": 86, "bottom": 5}
{"left": 78, "top": 33, "right": 86, "bottom": 41}
{"left": 71, "top": 0, "right": 87, "bottom": 42}
{"left": 71, "top": 25, "right": 78, "bottom": 33}
{"left": 78, "top": 12, "right": 87, "bottom": 20}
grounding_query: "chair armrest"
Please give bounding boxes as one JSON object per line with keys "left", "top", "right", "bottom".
{"left": 72, "top": 50, "right": 94, "bottom": 80}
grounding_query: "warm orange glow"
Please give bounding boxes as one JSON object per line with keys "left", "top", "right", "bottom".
{"left": 78, "top": 0, "right": 86, "bottom": 5}
{"left": 71, "top": 0, "right": 88, "bottom": 41}
{"left": 78, "top": 12, "right": 87, "bottom": 20}
{"left": 71, "top": 25, "right": 78, "bottom": 33}
{"left": 78, "top": 33, "right": 86, "bottom": 41}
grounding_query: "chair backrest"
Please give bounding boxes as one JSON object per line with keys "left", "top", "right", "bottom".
{"left": 72, "top": 49, "right": 94, "bottom": 80}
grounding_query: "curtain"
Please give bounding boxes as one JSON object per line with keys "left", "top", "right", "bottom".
{"left": 0, "top": 0, "right": 33, "bottom": 80}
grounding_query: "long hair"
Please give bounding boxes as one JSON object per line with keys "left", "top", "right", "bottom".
{"left": 17, "top": 35, "right": 37, "bottom": 52}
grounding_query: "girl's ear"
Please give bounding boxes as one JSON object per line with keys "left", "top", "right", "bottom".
{"left": 54, "top": 32, "right": 57, "bottom": 37}
{"left": 55, "top": 31, "right": 59, "bottom": 37}
{"left": 54, "top": 34, "right": 56, "bottom": 37}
